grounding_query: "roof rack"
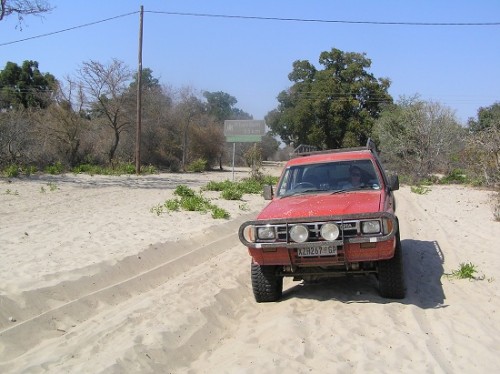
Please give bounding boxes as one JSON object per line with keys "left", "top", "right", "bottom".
{"left": 291, "top": 138, "right": 378, "bottom": 158}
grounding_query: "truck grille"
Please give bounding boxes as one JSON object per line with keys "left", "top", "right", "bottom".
{"left": 272, "top": 220, "right": 360, "bottom": 242}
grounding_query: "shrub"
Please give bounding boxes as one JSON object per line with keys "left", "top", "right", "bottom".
{"left": 204, "top": 180, "right": 236, "bottom": 192}
{"left": 180, "top": 195, "right": 208, "bottom": 212}
{"left": 410, "top": 185, "right": 431, "bottom": 195}
{"left": 210, "top": 206, "right": 230, "bottom": 219}
{"left": 174, "top": 185, "right": 196, "bottom": 198}
{"left": 439, "top": 169, "right": 469, "bottom": 184}
{"left": 221, "top": 188, "right": 243, "bottom": 200}
{"left": 447, "top": 262, "right": 480, "bottom": 280}
{"left": 187, "top": 158, "right": 207, "bottom": 172}
{"left": 164, "top": 199, "right": 181, "bottom": 211}
{"left": 44, "top": 162, "right": 64, "bottom": 175}
{"left": 3, "top": 164, "right": 20, "bottom": 178}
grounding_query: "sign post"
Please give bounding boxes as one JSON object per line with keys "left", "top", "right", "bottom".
{"left": 224, "top": 120, "right": 266, "bottom": 180}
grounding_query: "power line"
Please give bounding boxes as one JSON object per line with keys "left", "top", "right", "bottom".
{"left": 1, "top": 10, "right": 499, "bottom": 47}
{"left": 0, "top": 11, "right": 138, "bottom": 46}
{"left": 146, "top": 10, "right": 500, "bottom": 27}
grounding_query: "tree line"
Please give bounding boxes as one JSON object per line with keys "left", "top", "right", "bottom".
{"left": 267, "top": 48, "right": 499, "bottom": 186}
{"left": 1, "top": 48, "right": 498, "bottom": 186}
{"left": 0, "top": 59, "right": 279, "bottom": 173}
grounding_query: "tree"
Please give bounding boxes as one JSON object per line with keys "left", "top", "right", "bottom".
{"left": 203, "top": 90, "right": 253, "bottom": 169}
{"left": 39, "top": 77, "right": 91, "bottom": 166}
{"left": 373, "top": 96, "right": 464, "bottom": 180}
{"left": 203, "top": 91, "right": 237, "bottom": 122}
{"left": 0, "top": 60, "right": 56, "bottom": 109}
{"left": 467, "top": 102, "right": 500, "bottom": 133}
{"left": 0, "top": 0, "right": 53, "bottom": 26}
{"left": 175, "top": 88, "right": 206, "bottom": 170}
{"left": 267, "top": 48, "right": 392, "bottom": 149}
{"left": 465, "top": 102, "right": 500, "bottom": 185}
{"left": 78, "top": 59, "right": 133, "bottom": 164}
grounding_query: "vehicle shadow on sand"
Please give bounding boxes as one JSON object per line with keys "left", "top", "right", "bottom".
{"left": 281, "top": 239, "right": 446, "bottom": 309}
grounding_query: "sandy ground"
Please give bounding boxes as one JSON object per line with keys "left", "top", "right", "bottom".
{"left": 1, "top": 167, "right": 499, "bottom": 373}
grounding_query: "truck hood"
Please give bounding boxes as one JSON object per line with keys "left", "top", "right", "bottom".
{"left": 257, "top": 191, "right": 383, "bottom": 220}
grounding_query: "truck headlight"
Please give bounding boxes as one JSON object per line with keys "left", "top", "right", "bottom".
{"left": 289, "top": 224, "right": 309, "bottom": 243}
{"left": 257, "top": 226, "right": 276, "bottom": 240}
{"left": 361, "top": 220, "right": 381, "bottom": 234}
{"left": 320, "top": 223, "right": 340, "bottom": 241}
{"left": 242, "top": 225, "right": 256, "bottom": 243}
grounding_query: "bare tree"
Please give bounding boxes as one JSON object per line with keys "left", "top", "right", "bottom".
{"left": 78, "top": 59, "right": 132, "bottom": 164}
{"left": 37, "top": 77, "right": 91, "bottom": 166}
{"left": 1, "top": 0, "right": 53, "bottom": 27}
{"left": 174, "top": 87, "right": 206, "bottom": 170}
{"left": 464, "top": 126, "right": 500, "bottom": 185}
{"left": 374, "top": 97, "right": 465, "bottom": 180}
{"left": 0, "top": 109, "right": 37, "bottom": 166}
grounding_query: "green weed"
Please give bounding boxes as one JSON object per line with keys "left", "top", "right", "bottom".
{"left": 44, "top": 162, "right": 64, "bottom": 175}
{"left": 410, "top": 185, "right": 431, "bottom": 195}
{"left": 210, "top": 206, "right": 230, "bottom": 219}
{"left": 153, "top": 184, "right": 230, "bottom": 219}
{"left": 186, "top": 158, "right": 207, "bottom": 172}
{"left": 72, "top": 163, "right": 157, "bottom": 176}
{"left": 446, "top": 262, "right": 484, "bottom": 280}
{"left": 439, "top": 169, "right": 470, "bottom": 185}
{"left": 150, "top": 204, "right": 164, "bottom": 216}
{"left": 3, "top": 164, "right": 20, "bottom": 177}
{"left": 221, "top": 188, "right": 243, "bottom": 201}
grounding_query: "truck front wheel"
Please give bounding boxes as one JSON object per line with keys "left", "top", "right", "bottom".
{"left": 377, "top": 232, "right": 406, "bottom": 299}
{"left": 251, "top": 262, "right": 283, "bottom": 302}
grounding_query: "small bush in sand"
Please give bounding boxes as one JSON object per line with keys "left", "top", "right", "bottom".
{"left": 153, "top": 185, "right": 230, "bottom": 219}
{"left": 221, "top": 188, "right": 243, "bottom": 201}
{"left": 186, "top": 158, "right": 207, "bottom": 172}
{"left": 203, "top": 175, "right": 279, "bottom": 198}
{"left": 446, "top": 262, "right": 484, "bottom": 280}
{"left": 410, "top": 185, "right": 431, "bottom": 195}
{"left": 3, "top": 164, "right": 20, "bottom": 177}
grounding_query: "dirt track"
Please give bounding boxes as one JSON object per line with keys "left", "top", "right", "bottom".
{"left": 1, "top": 184, "right": 499, "bottom": 373}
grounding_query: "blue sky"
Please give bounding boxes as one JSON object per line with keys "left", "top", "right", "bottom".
{"left": 1, "top": 0, "right": 499, "bottom": 124}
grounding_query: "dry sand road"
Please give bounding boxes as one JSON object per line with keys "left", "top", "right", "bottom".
{"left": 1, "top": 169, "right": 499, "bottom": 373}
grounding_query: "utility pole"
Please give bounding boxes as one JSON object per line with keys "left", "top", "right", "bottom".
{"left": 135, "top": 5, "right": 144, "bottom": 174}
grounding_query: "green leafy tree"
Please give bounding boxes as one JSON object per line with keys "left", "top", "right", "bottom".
{"left": 0, "top": 60, "right": 56, "bottom": 109}
{"left": 203, "top": 90, "right": 253, "bottom": 169}
{"left": 467, "top": 102, "right": 500, "bottom": 133}
{"left": 203, "top": 91, "right": 253, "bottom": 122}
{"left": 267, "top": 48, "right": 392, "bottom": 148}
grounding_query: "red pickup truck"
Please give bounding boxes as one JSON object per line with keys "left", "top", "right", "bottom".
{"left": 239, "top": 140, "right": 404, "bottom": 302}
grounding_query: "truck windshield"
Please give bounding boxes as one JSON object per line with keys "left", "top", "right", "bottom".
{"left": 276, "top": 159, "right": 381, "bottom": 197}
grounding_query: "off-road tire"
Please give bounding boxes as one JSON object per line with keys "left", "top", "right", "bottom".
{"left": 251, "top": 262, "right": 283, "bottom": 302}
{"left": 377, "top": 232, "right": 406, "bottom": 299}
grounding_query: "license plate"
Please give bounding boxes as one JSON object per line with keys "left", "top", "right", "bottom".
{"left": 297, "top": 245, "right": 337, "bottom": 257}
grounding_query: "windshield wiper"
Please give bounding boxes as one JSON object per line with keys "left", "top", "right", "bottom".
{"left": 279, "top": 188, "right": 319, "bottom": 198}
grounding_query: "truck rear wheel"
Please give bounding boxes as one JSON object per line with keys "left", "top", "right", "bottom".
{"left": 251, "top": 262, "right": 283, "bottom": 302}
{"left": 377, "top": 232, "right": 406, "bottom": 299}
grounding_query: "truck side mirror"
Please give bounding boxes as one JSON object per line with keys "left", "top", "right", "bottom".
{"left": 263, "top": 185, "right": 274, "bottom": 200}
{"left": 389, "top": 175, "right": 399, "bottom": 191}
